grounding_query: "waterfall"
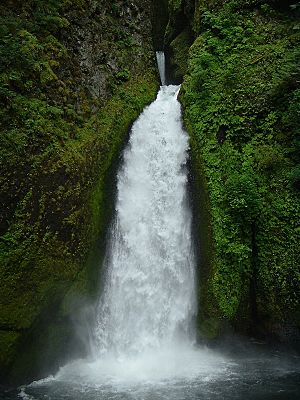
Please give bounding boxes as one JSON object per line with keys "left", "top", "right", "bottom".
{"left": 26, "top": 54, "right": 209, "bottom": 391}
{"left": 93, "top": 78, "right": 196, "bottom": 356}
{"left": 156, "top": 51, "right": 166, "bottom": 85}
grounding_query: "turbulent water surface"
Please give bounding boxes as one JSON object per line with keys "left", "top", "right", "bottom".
{"left": 4, "top": 70, "right": 299, "bottom": 400}
{"left": 4, "top": 345, "right": 300, "bottom": 400}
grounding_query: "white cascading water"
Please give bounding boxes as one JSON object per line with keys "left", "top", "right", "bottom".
{"left": 156, "top": 51, "right": 166, "bottom": 85}
{"left": 93, "top": 82, "right": 196, "bottom": 356}
{"left": 25, "top": 53, "right": 228, "bottom": 394}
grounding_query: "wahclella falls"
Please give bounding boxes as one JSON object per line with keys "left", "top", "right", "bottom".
{"left": 0, "top": 1, "right": 300, "bottom": 399}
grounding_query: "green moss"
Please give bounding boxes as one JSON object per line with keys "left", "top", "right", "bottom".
{"left": 169, "top": 29, "right": 192, "bottom": 80}
{"left": 180, "top": 0, "right": 300, "bottom": 336}
{"left": 169, "top": 0, "right": 183, "bottom": 13}
{"left": 0, "top": 73, "right": 157, "bottom": 383}
{"left": 198, "top": 318, "right": 221, "bottom": 340}
{"left": 0, "top": 332, "right": 21, "bottom": 371}
{"left": 0, "top": 0, "right": 157, "bottom": 384}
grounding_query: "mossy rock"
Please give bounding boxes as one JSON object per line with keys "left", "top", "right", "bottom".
{"left": 169, "top": 28, "right": 192, "bottom": 81}
{"left": 0, "top": 332, "right": 21, "bottom": 374}
{"left": 198, "top": 318, "right": 221, "bottom": 340}
{"left": 180, "top": 0, "right": 300, "bottom": 339}
{"left": 0, "top": 0, "right": 158, "bottom": 385}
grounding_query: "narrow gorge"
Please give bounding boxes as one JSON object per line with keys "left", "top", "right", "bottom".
{"left": 0, "top": 0, "right": 300, "bottom": 398}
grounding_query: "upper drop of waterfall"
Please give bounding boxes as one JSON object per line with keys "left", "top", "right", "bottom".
{"left": 94, "top": 84, "right": 196, "bottom": 356}
{"left": 156, "top": 51, "right": 166, "bottom": 86}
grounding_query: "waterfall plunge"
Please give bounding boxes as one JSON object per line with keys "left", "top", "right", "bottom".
{"left": 94, "top": 84, "right": 197, "bottom": 357}
{"left": 29, "top": 55, "right": 229, "bottom": 390}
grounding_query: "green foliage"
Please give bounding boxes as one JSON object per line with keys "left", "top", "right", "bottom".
{"left": 224, "top": 171, "right": 260, "bottom": 222}
{"left": 169, "top": 0, "right": 183, "bottom": 13}
{"left": 116, "top": 68, "right": 131, "bottom": 82}
{"left": 181, "top": 0, "right": 300, "bottom": 326}
{"left": 169, "top": 29, "right": 192, "bottom": 80}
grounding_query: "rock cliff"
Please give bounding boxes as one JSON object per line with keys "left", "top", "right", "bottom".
{"left": 0, "top": 0, "right": 157, "bottom": 384}
{"left": 164, "top": 0, "right": 300, "bottom": 341}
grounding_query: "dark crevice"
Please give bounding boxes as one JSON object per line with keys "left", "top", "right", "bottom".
{"left": 151, "top": 0, "right": 169, "bottom": 51}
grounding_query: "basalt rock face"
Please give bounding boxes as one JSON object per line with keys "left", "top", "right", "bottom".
{"left": 165, "top": 0, "right": 300, "bottom": 342}
{"left": 0, "top": 0, "right": 157, "bottom": 384}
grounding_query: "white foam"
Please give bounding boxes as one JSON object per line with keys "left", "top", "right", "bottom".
{"left": 94, "top": 85, "right": 196, "bottom": 357}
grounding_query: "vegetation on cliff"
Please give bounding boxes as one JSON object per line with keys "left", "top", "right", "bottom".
{"left": 0, "top": 0, "right": 157, "bottom": 383}
{"left": 166, "top": 0, "right": 300, "bottom": 339}
{"left": 1, "top": 0, "right": 300, "bottom": 385}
